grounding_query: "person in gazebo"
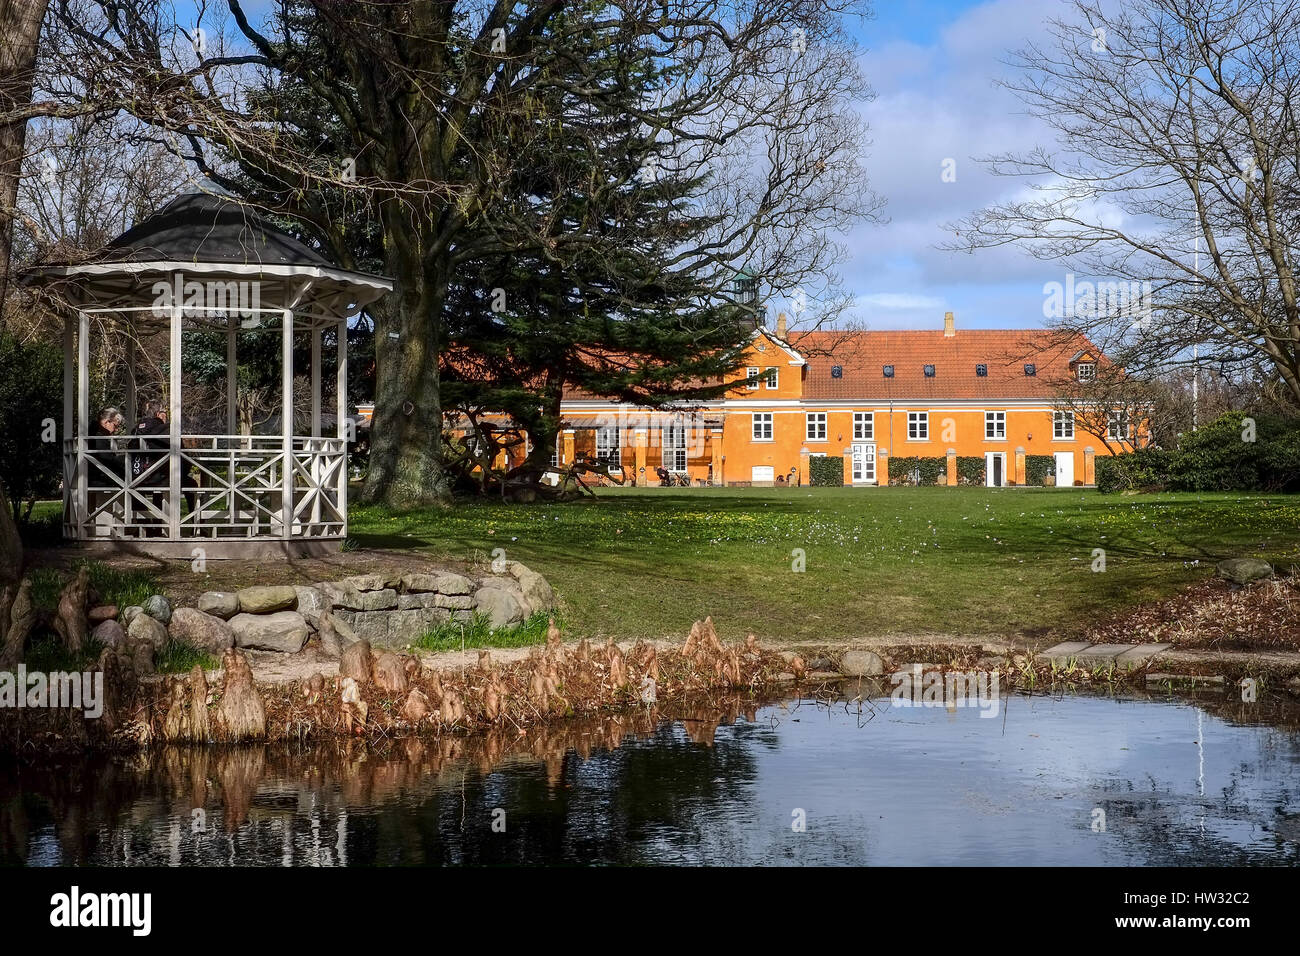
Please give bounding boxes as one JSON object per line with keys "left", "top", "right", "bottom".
{"left": 130, "top": 400, "right": 169, "bottom": 526}
{"left": 88, "top": 407, "right": 126, "bottom": 517}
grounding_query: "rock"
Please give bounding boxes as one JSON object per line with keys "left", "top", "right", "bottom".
{"left": 353, "top": 588, "right": 398, "bottom": 611}
{"left": 214, "top": 648, "right": 266, "bottom": 741}
{"left": 839, "top": 649, "right": 884, "bottom": 677}
{"left": 435, "top": 572, "right": 473, "bottom": 595}
{"left": 1216, "top": 558, "right": 1273, "bottom": 586}
{"left": 340, "top": 640, "right": 373, "bottom": 684}
{"left": 127, "top": 612, "right": 169, "bottom": 649}
{"left": 87, "top": 605, "right": 118, "bottom": 624}
{"left": 372, "top": 651, "right": 408, "bottom": 694}
{"left": 142, "top": 593, "right": 172, "bottom": 624}
{"left": 319, "top": 581, "right": 366, "bottom": 610}
{"left": 168, "top": 607, "right": 236, "bottom": 653}
{"left": 197, "top": 591, "right": 240, "bottom": 619}
{"left": 121, "top": 605, "right": 144, "bottom": 626}
{"left": 434, "top": 593, "right": 474, "bottom": 610}
{"left": 344, "top": 573, "right": 398, "bottom": 592}
{"left": 129, "top": 639, "right": 155, "bottom": 676}
{"left": 235, "top": 585, "right": 297, "bottom": 614}
{"left": 316, "top": 610, "right": 358, "bottom": 658}
{"left": 400, "top": 573, "right": 441, "bottom": 593}
{"left": 474, "top": 585, "right": 525, "bottom": 630}
{"left": 512, "top": 568, "right": 554, "bottom": 612}
{"left": 385, "top": 608, "right": 448, "bottom": 646}
{"left": 228, "top": 611, "right": 309, "bottom": 653}
{"left": 401, "top": 688, "right": 430, "bottom": 723}
{"left": 293, "top": 585, "right": 328, "bottom": 624}
{"left": 335, "top": 609, "right": 390, "bottom": 644}
{"left": 398, "top": 591, "right": 440, "bottom": 609}
{"left": 92, "top": 618, "right": 126, "bottom": 649}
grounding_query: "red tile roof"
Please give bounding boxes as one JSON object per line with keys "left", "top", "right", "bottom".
{"left": 788, "top": 329, "right": 1101, "bottom": 401}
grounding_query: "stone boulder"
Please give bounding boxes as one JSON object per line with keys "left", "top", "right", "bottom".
{"left": 293, "top": 585, "right": 328, "bottom": 625}
{"left": 87, "top": 605, "right": 118, "bottom": 624}
{"left": 474, "top": 584, "right": 526, "bottom": 630}
{"left": 511, "top": 567, "right": 554, "bottom": 613}
{"left": 121, "top": 605, "right": 143, "bottom": 626}
{"left": 169, "top": 607, "right": 236, "bottom": 654}
{"left": 127, "top": 612, "right": 169, "bottom": 649}
{"left": 228, "top": 610, "right": 309, "bottom": 653}
{"left": 344, "top": 573, "right": 399, "bottom": 592}
{"left": 92, "top": 618, "right": 126, "bottom": 650}
{"left": 435, "top": 572, "right": 473, "bottom": 595}
{"left": 839, "top": 649, "right": 884, "bottom": 677}
{"left": 197, "top": 591, "right": 240, "bottom": 619}
{"left": 142, "top": 594, "right": 172, "bottom": 624}
{"left": 235, "top": 585, "right": 297, "bottom": 614}
{"left": 1216, "top": 558, "right": 1273, "bottom": 586}
{"left": 400, "top": 572, "right": 441, "bottom": 593}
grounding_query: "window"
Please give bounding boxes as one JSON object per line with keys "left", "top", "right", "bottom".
{"left": 764, "top": 367, "right": 778, "bottom": 390}
{"left": 746, "top": 366, "right": 760, "bottom": 390}
{"left": 1107, "top": 411, "right": 1132, "bottom": 440}
{"left": 985, "top": 411, "right": 1006, "bottom": 440}
{"left": 975, "top": 363, "right": 987, "bottom": 377}
{"left": 595, "top": 426, "right": 621, "bottom": 466}
{"left": 853, "top": 412, "right": 873, "bottom": 440}
{"left": 882, "top": 364, "right": 894, "bottom": 378}
{"left": 1053, "top": 411, "right": 1074, "bottom": 439}
{"left": 664, "top": 421, "right": 687, "bottom": 470}
{"left": 1024, "top": 363, "right": 1036, "bottom": 376}
{"left": 907, "top": 411, "right": 928, "bottom": 440}
{"left": 550, "top": 436, "right": 560, "bottom": 468}
{"left": 806, "top": 412, "right": 827, "bottom": 441}
{"left": 752, "top": 412, "right": 773, "bottom": 441}
{"left": 1077, "top": 362, "right": 1096, "bottom": 382}
{"left": 923, "top": 364, "right": 936, "bottom": 378}
{"left": 831, "top": 365, "right": 843, "bottom": 378}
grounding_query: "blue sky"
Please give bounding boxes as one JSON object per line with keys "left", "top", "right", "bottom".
{"left": 804, "top": 0, "right": 1074, "bottom": 333}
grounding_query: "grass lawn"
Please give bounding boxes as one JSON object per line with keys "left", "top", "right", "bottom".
{"left": 349, "top": 487, "right": 1300, "bottom": 644}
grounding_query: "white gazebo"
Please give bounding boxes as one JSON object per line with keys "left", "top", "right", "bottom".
{"left": 23, "top": 192, "right": 392, "bottom": 557}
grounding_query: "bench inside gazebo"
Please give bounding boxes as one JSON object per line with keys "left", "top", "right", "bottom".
{"left": 23, "top": 192, "right": 392, "bottom": 558}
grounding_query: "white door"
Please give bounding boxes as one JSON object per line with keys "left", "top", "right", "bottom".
{"left": 851, "top": 443, "right": 875, "bottom": 483}
{"left": 751, "top": 466, "right": 774, "bottom": 483}
{"left": 1054, "top": 451, "right": 1074, "bottom": 487}
{"left": 985, "top": 452, "right": 1004, "bottom": 487}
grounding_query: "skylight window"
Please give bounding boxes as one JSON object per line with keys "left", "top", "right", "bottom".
{"left": 882, "top": 364, "right": 894, "bottom": 378}
{"left": 975, "top": 364, "right": 987, "bottom": 377}
{"left": 923, "top": 364, "right": 935, "bottom": 377}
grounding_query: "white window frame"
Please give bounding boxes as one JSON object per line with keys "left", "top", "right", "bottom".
{"left": 595, "top": 426, "right": 621, "bottom": 466}
{"left": 664, "top": 420, "right": 687, "bottom": 470}
{"left": 550, "top": 436, "right": 560, "bottom": 468}
{"left": 1077, "top": 362, "right": 1096, "bottom": 382}
{"left": 1107, "top": 410, "right": 1132, "bottom": 440}
{"left": 907, "top": 411, "right": 929, "bottom": 441}
{"left": 853, "top": 411, "right": 873, "bottom": 440}
{"left": 764, "top": 367, "right": 779, "bottom": 390}
{"left": 746, "top": 366, "right": 760, "bottom": 390}
{"left": 1053, "top": 410, "right": 1074, "bottom": 440}
{"left": 805, "top": 411, "right": 827, "bottom": 441}
{"left": 984, "top": 410, "right": 1006, "bottom": 440}
{"left": 752, "top": 412, "right": 773, "bottom": 442}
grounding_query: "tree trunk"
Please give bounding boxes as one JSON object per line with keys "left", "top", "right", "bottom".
{"left": 0, "top": 0, "right": 50, "bottom": 313}
{"left": 360, "top": 238, "right": 452, "bottom": 507}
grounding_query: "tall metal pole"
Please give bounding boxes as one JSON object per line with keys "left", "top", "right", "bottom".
{"left": 1193, "top": 236, "right": 1200, "bottom": 431}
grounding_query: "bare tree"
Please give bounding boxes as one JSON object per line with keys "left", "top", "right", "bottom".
{"left": 946, "top": 0, "right": 1300, "bottom": 408}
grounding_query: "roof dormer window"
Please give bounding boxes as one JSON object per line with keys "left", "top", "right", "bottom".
{"left": 975, "top": 364, "right": 987, "bottom": 377}
{"left": 882, "top": 364, "right": 894, "bottom": 378}
{"left": 831, "top": 365, "right": 843, "bottom": 378}
{"left": 923, "top": 364, "right": 936, "bottom": 377}
{"left": 1024, "top": 363, "right": 1036, "bottom": 376}
{"left": 1077, "top": 362, "right": 1096, "bottom": 382}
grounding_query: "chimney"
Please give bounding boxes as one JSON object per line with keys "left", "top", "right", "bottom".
{"left": 776, "top": 312, "right": 788, "bottom": 338}
{"left": 943, "top": 311, "right": 955, "bottom": 337}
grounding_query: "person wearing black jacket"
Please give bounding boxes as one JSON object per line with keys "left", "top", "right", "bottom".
{"left": 130, "top": 400, "right": 169, "bottom": 525}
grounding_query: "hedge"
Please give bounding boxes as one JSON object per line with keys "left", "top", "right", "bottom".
{"left": 887, "top": 455, "right": 946, "bottom": 485}
{"left": 956, "top": 456, "right": 985, "bottom": 485}
{"left": 1095, "top": 411, "right": 1300, "bottom": 493}
{"left": 808, "top": 454, "right": 844, "bottom": 486}
{"left": 1025, "top": 455, "right": 1055, "bottom": 486}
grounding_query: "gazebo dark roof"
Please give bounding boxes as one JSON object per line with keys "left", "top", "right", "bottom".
{"left": 101, "top": 191, "right": 335, "bottom": 268}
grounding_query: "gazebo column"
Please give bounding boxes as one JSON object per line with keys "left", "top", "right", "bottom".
{"left": 282, "top": 308, "right": 295, "bottom": 537}
{"left": 311, "top": 325, "right": 321, "bottom": 439}
{"left": 169, "top": 303, "right": 182, "bottom": 538}
{"left": 226, "top": 315, "right": 237, "bottom": 435}
{"left": 336, "top": 317, "right": 348, "bottom": 536}
{"left": 77, "top": 309, "right": 90, "bottom": 533}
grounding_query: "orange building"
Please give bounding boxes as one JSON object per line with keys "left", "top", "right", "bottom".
{"left": 552, "top": 312, "right": 1124, "bottom": 487}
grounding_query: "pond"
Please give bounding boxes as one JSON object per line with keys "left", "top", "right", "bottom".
{"left": 3, "top": 687, "right": 1299, "bottom": 866}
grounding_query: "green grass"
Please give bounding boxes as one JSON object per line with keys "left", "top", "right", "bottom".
{"left": 155, "top": 639, "right": 219, "bottom": 674}
{"left": 25, "top": 560, "right": 158, "bottom": 613}
{"left": 414, "top": 611, "right": 555, "bottom": 653}
{"left": 350, "top": 486, "right": 1300, "bottom": 643}
{"left": 22, "top": 635, "right": 104, "bottom": 672}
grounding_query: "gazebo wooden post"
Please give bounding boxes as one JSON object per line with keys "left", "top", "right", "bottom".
{"left": 168, "top": 299, "right": 182, "bottom": 538}
{"left": 125, "top": 333, "right": 136, "bottom": 527}
{"left": 62, "top": 314, "right": 74, "bottom": 533}
{"left": 226, "top": 313, "right": 237, "bottom": 435}
{"left": 336, "top": 316, "right": 347, "bottom": 536}
{"left": 76, "top": 309, "right": 90, "bottom": 532}
{"left": 311, "top": 325, "right": 321, "bottom": 439}
{"left": 281, "top": 307, "right": 294, "bottom": 537}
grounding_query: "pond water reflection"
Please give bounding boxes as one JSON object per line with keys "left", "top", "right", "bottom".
{"left": 3, "top": 688, "right": 1299, "bottom": 866}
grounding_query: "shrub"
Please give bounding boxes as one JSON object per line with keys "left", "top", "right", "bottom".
{"left": 887, "top": 456, "right": 945, "bottom": 485}
{"left": 956, "top": 456, "right": 985, "bottom": 485}
{"left": 808, "top": 454, "right": 844, "bottom": 487}
{"left": 1094, "top": 447, "right": 1175, "bottom": 493}
{"left": 1025, "top": 455, "right": 1055, "bottom": 486}
{"left": 1167, "top": 412, "right": 1300, "bottom": 492}
{"left": 0, "top": 331, "right": 62, "bottom": 520}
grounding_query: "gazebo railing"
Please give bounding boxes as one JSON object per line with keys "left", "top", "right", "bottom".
{"left": 63, "top": 435, "right": 346, "bottom": 541}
